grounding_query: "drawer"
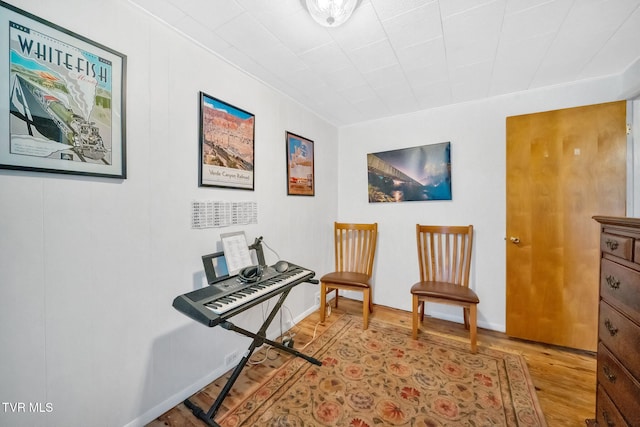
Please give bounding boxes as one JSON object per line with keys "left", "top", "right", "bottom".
{"left": 597, "top": 343, "right": 640, "bottom": 426}
{"left": 598, "top": 302, "right": 640, "bottom": 380}
{"left": 596, "top": 385, "right": 629, "bottom": 427}
{"left": 601, "top": 232, "right": 633, "bottom": 260}
{"left": 601, "top": 259, "right": 640, "bottom": 325}
{"left": 635, "top": 239, "right": 640, "bottom": 265}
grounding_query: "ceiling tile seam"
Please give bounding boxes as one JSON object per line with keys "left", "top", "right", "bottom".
{"left": 212, "top": 10, "right": 344, "bottom": 104}
{"left": 212, "top": 11, "right": 275, "bottom": 54}
{"left": 440, "top": 0, "right": 500, "bottom": 20}
{"left": 226, "top": 7, "right": 353, "bottom": 81}
{"left": 148, "top": 13, "right": 342, "bottom": 126}
{"left": 505, "top": 0, "right": 556, "bottom": 17}
{"left": 366, "top": 1, "right": 423, "bottom": 107}
{"left": 577, "top": 3, "right": 640, "bottom": 79}
{"left": 279, "top": 38, "right": 385, "bottom": 117}
{"left": 239, "top": 4, "right": 336, "bottom": 58}
{"left": 297, "top": 40, "right": 338, "bottom": 57}
{"left": 401, "top": 34, "right": 445, "bottom": 51}
{"left": 172, "top": 0, "right": 243, "bottom": 31}
{"left": 487, "top": 0, "right": 509, "bottom": 96}
{"left": 525, "top": 0, "right": 578, "bottom": 90}
{"left": 130, "top": 3, "right": 239, "bottom": 66}
{"left": 376, "top": 0, "right": 438, "bottom": 23}
{"left": 305, "top": 12, "right": 393, "bottom": 115}
{"left": 436, "top": 0, "right": 453, "bottom": 102}
{"left": 127, "top": 1, "right": 185, "bottom": 31}
{"left": 307, "top": 41, "right": 385, "bottom": 112}
{"left": 142, "top": 1, "right": 359, "bottom": 126}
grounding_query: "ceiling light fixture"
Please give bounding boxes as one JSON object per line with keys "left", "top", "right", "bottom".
{"left": 305, "top": 0, "right": 358, "bottom": 27}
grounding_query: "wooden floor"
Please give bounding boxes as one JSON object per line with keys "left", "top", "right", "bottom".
{"left": 150, "top": 298, "right": 597, "bottom": 427}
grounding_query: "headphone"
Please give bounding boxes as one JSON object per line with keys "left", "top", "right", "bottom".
{"left": 238, "top": 265, "right": 263, "bottom": 283}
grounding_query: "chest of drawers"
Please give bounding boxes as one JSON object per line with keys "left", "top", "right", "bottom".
{"left": 589, "top": 216, "right": 640, "bottom": 427}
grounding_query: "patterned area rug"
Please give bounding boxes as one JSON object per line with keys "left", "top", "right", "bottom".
{"left": 218, "top": 315, "right": 547, "bottom": 427}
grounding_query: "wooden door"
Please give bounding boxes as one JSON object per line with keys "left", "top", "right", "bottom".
{"left": 506, "top": 101, "right": 627, "bottom": 351}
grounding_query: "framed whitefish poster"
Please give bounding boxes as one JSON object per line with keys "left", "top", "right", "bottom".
{"left": 0, "top": 1, "right": 127, "bottom": 178}
{"left": 199, "top": 92, "right": 254, "bottom": 190}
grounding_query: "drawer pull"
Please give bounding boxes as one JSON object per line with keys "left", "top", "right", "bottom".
{"left": 605, "top": 239, "right": 619, "bottom": 251}
{"left": 602, "top": 410, "right": 615, "bottom": 427}
{"left": 602, "top": 365, "right": 617, "bottom": 383}
{"left": 604, "top": 319, "right": 618, "bottom": 336}
{"left": 605, "top": 275, "right": 620, "bottom": 290}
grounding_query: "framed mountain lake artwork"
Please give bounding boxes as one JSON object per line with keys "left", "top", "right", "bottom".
{"left": 367, "top": 142, "right": 451, "bottom": 203}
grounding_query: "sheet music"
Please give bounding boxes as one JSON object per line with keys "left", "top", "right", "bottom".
{"left": 220, "top": 231, "right": 252, "bottom": 276}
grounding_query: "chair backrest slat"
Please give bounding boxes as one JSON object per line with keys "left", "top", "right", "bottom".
{"left": 335, "top": 222, "right": 378, "bottom": 276}
{"left": 416, "top": 224, "right": 473, "bottom": 287}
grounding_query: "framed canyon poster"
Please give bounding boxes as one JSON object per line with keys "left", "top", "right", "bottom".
{"left": 199, "top": 92, "right": 254, "bottom": 190}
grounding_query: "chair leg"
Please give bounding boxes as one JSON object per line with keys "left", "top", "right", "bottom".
{"left": 362, "top": 288, "right": 370, "bottom": 330}
{"left": 463, "top": 307, "right": 470, "bottom": 330}
{"left": 319, "top": 282, "right": 327, "bottom": 324}
{"left": 333, "top": 289, "right": 339, "bottom": 308}
{"left": 412, "top": 295, "right": 419, "bottom": 339}
{"left": 469, "top": 304, "right": 477, "bottom": 353}
{"left": 419, "top": 301, "right": 425, "bottom": 322}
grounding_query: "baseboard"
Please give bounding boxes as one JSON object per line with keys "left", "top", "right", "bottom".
{"left": 428, "top": 311, "right": 505, "bottom": 333}
{"left": 124, "top": 306, "right": 321, "bottom": 427}
{"left": 333, "top": 292, "right": 505, "bottom": 333}
{"left": 122, "top": 364, "right": 229, "bottom": 427}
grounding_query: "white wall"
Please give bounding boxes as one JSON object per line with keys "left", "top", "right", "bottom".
{"left": 633, "top": 100, "right": 640, "bottom": 216}
{"left": 0, "top": 1, "right": 338, "bottom": 426}
{"left": 621, "top": 59, "right": 640, "bottom": 217}
{"left": 337, "top": 76, "right": 628, "bottom": 332}
{"left": 3, "top": 1, "right": 639, "bottom": 426}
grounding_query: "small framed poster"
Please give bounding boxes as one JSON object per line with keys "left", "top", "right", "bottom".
{"left": 286, "top": 131, "right": 314, "bottom": 196}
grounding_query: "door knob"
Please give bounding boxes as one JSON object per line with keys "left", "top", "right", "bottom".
{"left": 510, "top": 237, "right": 520, "bottom": 244}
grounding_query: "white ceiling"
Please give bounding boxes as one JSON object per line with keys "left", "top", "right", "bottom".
{"left": 129, "top": 0, "right": 640, "bottom": 126}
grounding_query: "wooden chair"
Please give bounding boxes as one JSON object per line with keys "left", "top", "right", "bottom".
{"left": 411, "top": 224, "right": 479, "bottom": 352}
{"left": 320, "top": 222, "right": 378, "bottom": 329}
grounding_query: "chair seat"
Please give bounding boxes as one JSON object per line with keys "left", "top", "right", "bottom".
{"left": 411, "top": 281, "right": 479, "bottom": 304}
{"left": 321, "top": 271, "right": 370, "bottom": 288}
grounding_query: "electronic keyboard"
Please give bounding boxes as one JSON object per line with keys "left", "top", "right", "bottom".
{"left": 173, "top": 264, "right": 315, "bottom": 327}
{"left": 173, "top": 259, "right": 320, "bottom": 427}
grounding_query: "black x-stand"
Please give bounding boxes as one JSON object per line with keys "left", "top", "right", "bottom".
{"left": 183, "top": 286, "right": 322, "bottom": 427}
